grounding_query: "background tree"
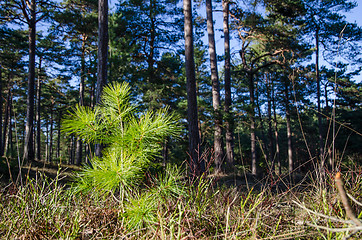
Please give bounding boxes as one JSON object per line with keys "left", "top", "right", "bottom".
{"left": 183, "top": 0, "right": 204, "bottom": 175}
{"left": 206, "top": 0, "right": 224, "bottom": 173}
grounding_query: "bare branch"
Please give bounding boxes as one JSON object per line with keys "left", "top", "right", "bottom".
{"left": 305, "top": 223, "right": 362, "bottom": 233}
{"left": 335, "top": 172, "right": 362, "bottom": 227}
{"left": 292, "top": 200, "right": 354, "bottom": 224}
{"left": 347, "top": 193, "right": 362, "bottom": 207}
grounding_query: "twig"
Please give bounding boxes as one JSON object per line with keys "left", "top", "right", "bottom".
{"left": 292, "top": 200, "right": 353, "bottom": 224}
{"left": 335, "top": 172, "right": 362, "bottom": 227}
{"left": 305, "top": 223, "right": 362, "bottom": 233}
{"left": 347, "top": 193, "right": 362, "bottom": 207}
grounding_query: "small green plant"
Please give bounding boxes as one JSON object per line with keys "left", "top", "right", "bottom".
{"left": 62, "top": 82, "right": 181, "bottom": 195}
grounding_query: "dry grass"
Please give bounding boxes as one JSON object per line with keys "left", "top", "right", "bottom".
{"left": 0, "top": 165, "right": 361, "bottom": 240}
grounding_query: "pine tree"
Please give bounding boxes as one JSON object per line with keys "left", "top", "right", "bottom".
{"left": 62, "top": 82, "right": 181, "bottom": 193}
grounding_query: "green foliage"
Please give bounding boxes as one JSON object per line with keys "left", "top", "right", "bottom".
{"left": 62, "top": 82, "right": 181, "bottom": 194}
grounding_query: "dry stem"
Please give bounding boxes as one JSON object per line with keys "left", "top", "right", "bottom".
{"left": 335, "top": 172, "right": 362, "bottom": 227}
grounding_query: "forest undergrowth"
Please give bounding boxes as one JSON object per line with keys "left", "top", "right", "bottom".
{"left": 0, "top": 163, "right": 361, "bottom": 239}
{"left": 1, "top": 82, "right": 362, "bottom": 239}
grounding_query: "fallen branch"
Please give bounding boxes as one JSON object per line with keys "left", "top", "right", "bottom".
{"left": 335, "top": 172, "right": 362, "bottom": 227}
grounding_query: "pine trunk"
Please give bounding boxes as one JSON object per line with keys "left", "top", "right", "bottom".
{"left": 96, "top": 0, "right": 108, "bottom": 103}
{"left": 267, "top": 75, "right": 275, "bottom": 173}
{"left": 316, "top": 28, "right": 324, "bottom": 166}
{"left": 206, "top": 0, "right": 224, "bottom": 173}
{"left": 49, "top": 104, "right": 54, "bottom": 162}
{"left": 272, "top": 80, "right": 280, "bottom": 175}
{"left": 256, "top": 82, "right": 268, "bottom": 164}
{"left": 23, "top": 0, "right": 36, "bottom": 162}
{"left": 36, "top": 58, "right": 42, "bottom": 160}
{"left": 223, "top": 0, "right": 234, "bottom": 171}
{"left": 95, "top": 0, "right": 109, "bottom": 158}
{"left": 57, "top": 112, "right": 61, "bottom": 159}
{"left": 284, "top": 80, "right": 293, "bottom": 179}
{"left": 183, "top": 0, "right": 203, "bottom": 175}
{"left": 3, "top": 89, "right": 12, "bottom": 156}
{"left": 249, "top": 73, "right": 257, "bottom": 176}
{"left": 75, "top": 37, "right": 86, "bottom": 165}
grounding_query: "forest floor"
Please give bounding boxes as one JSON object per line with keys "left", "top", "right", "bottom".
{"left": 0, "top": 159, "right": 361, "bottom": 239}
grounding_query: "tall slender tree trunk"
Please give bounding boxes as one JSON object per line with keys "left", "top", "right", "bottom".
{"left": 249, "top": 73, "right": 257, "bottom": 176}
{"left": 45, "top": 122, "right": 49, "bottom": 162}
{"left": 75, "top": 36, "right": 86, "bottom": 165}
{"left": 272, "top": 80, "right": 280, "bottom": 175}
{"left": 3, "top": 89, "right": 12, "bottom": 156}
{"left": 96, "top": 0, "right": 108, "bottom": 103}
{"left": 8, "top": 111, "right": 13, "bottom": 157}
{"left": 324, "top": 82, "right": 333, "bottom": 168}
{"left": 284, "top": 80, "right": 293, "bottom": 179}
{"left": 223, "top": 0, "right": 234, "bottom": 172}
{"left": 57, "top": 111, "right": 61, "bottom": 159}
{"left": 316, "top": 27, "right": 324, "bottom": 167}
{"left": 48, "top": 103, "right": 54, "bottom": 162}
{"left": 147, "top": 0, "right": 155, "bottom": 83}
{"left": 23, "top": 0, "right": 36, "bottom": 162}
{"left": 183, "top": 0, "right": 204, "bottom": 175}
{"left": 95, "top": 0, "right": 108, "bottom": 157}
{"left": 266, "top": 75, "right": 275, "bottom": 173}
{"left": 255, "top": 82, "right": 268, "bottom": 164}
{"left": 36, "top": 57, "right": 42, "bottom": 161}
{"left": 206, "top": 0, "right": 224, "bottom": 173}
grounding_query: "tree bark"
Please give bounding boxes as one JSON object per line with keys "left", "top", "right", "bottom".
{"left": 266, "top": 75, "right": 275, "bottom": 173}
{"left": 272, "top": 79, "right": 280, "bottom": 175}
{"left": 57, "top": 111, "right": 61, "bottom": 159}
{"left": 48, "top": 102, "right": 54, "bottom": 162}
{"left": 45, "top": 122, "right": 49, "bottom": 162}
{"left": 284, "top": 80, "right": 293, "bottom": 179}
{"left": 23, "top": 0, "right": 36, "bottom": 162}
{"left": 96, "top": 0, "right": 108, "bottom": 103}
{"left": 95, "top": 0, "right": 109, "bottom": 157}
{"left": 3, "top": 89, "right": 12, "bottom": 157}
{"left": 316, "top": 27, "right": 324, "bottom": 167}
{"left": 206, "top": 0, "right": 224, "bottom": 173}
{"left": 223, "top": 0, "right": 234, "bottom": 171}
{"left": 147, "top": 0, "right": 155, "bottom": 83}
{"left": 255, "top": 81, "right": 268, "bottom": 164}
{"left": 183, "top": 0, "right": 204, "bottom": 175}
{"left": 249, "top": 73, "right": 257, "bottom": 176}
{"left": 36, "top": 57, "right": 42, "bottom": 161}
{"left": 75, "top": 36, "right": 87, "bottom": 165}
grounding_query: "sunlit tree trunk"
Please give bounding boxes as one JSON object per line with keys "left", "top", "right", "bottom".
{"left": 23, "top": 0, "right": 36, "bottom": 162}
{"left": 57, "top": 111, "right": 61, "bottom": 159}
{"left": 45, "top": 122, "right": 49, "bottom": 162}
{"left": 206, "top": 0, "right": 224, "bottom": 173}
{"left": 284, "top": 79, "right": 293, "bottom": 179}
{"left": 3, "top": 89, "right": 12, "bottom": 157}
{"left": 48, "top": 102, "right": 54, "bottom": 162}
{"left": 249, "top": 73, "right": 257, "bottom": 176}
{"left": 75, "top": 36, "right": 87, "bottom": 165}
{"left": 223, "top": 0, "right": 234, "bottom": 171}
{"left": 316, "top": 27, "right": 324, "bottom": 168}
{"left": 183, "top": 0, "right": 204, "bottom": 175}
{"left": 36, "top": 57, "right": 42, "bottom": 161}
